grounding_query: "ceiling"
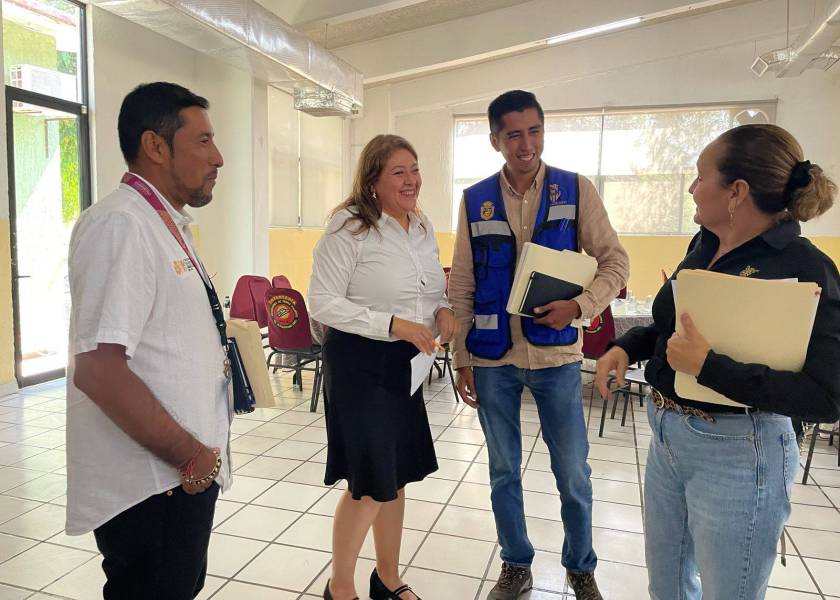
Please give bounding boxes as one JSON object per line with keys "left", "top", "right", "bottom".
{"left": 258, "top": 0, "right": 532, "bottom": 49}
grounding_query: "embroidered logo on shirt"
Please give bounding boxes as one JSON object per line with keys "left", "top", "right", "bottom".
{"left": 172, "top": 258, "right": 195, "bottom": 275}
{"left": 269, "top": 295, "right": 299, "bottom": 329}
{"left": 739, "top": 266, "right": 759, "bottom": 277}
{"left": 480, "top": 201, "right": 495, "bottom": 220}
{"left": 549, "top": 183, "right": 562, "bottom": 205}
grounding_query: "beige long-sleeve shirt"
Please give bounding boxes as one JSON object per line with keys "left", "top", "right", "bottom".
{"left": 449, "top": 162, "right": 629, "bottom": 370}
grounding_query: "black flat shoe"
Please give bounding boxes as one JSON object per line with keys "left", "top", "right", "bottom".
{"left": 324, "top": 579, "right": 359, "bottom": 600}
{"left": 370, "top": 568, "right": 421, "bottom": 600}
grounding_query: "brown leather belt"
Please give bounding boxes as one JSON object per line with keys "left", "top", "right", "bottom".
{"left": 650, "top": 389, "right": 716, "bottom": 423}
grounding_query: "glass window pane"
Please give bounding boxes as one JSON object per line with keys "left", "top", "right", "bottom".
{"left": 11, "top": 101, "right": 81, "bottom": 377}
{"left": 2, "top": 0, "right": 83, "bottom": 103}
{"left": 542, "top": 114, "right": 602, "bottom": 175}
{"left": 300, "top": 112, "right": 343, "bottom": 228}
{"left": 601, "top": 109, "right": 731, "bottom": 234}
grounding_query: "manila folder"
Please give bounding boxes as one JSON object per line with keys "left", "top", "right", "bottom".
{"left": 506, "top": 242, "right": 597, "bottom": 317}
{"left": 674, "top": 269, "right": 819, "bottom": 407}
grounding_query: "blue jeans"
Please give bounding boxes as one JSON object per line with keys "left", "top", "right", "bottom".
{"left": 645, "top": 400, "right": 797, "bottom": 600}
{"left": 473, "top": 363, "right": 597, "bottom": 572}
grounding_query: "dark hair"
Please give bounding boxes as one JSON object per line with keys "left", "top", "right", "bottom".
{"left": 488, "top": 90, "right": 544, "bottom": 135}
{"left": 118, "top": 82, "right": 209, "bottom": 164}
{"left": 330, "top": 134, "right": 421, "bottom": 236}
{"left": 716, "top": 124, "right": 835, "bottom": 222}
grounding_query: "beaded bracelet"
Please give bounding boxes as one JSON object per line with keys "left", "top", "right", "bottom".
{"left": 182, "top": 455, "right": 222, "bottom": 486}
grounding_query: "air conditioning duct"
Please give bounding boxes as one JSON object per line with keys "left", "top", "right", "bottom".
{"left": 751, "top": 0, "right": 840, "bottom": 77}
{"left": 91, "top": 0, "right": 363, "bottom": 115}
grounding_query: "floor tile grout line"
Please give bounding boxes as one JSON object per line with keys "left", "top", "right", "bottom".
{"left": 782, "top": 527, "right": 828, "bottom": 600}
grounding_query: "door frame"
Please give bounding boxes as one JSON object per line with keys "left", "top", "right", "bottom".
{"left": 5, "top": 0, "right": 91, "bottom": 386}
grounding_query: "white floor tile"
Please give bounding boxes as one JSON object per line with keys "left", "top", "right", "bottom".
{"left": 43, "top": 556, "right": 104, "bottom": 599}
{"left": 215, "top": 504, "right": 300, "bottom": 541}
{"left": 433, "top": 505, "right": 497, "bottom": 541}
{"left": 212, "top": 580, "right": 298, "bottom": 599}
{"left": 787, "top": 503, "right": 840, "bottom": 532}
{"left": 0, "top": 543, "right": 92, "bottom": 590}
{"left": 274, "top": 513, "right": 333, "bottom": 552}
{"left": 219, "top": 474, "right": 277, "bottom": 503}
{"left": 767, "top": 555, "right": 819, "bottom": 593}
{"left": 787, "top": 526, "right": 840, "bottom": 561}
{"left": 253, "top": 481, "right": 329, "bottom": 511}
{"left": 450, "top": 481, "right": 493, "bottom": 511}
{"left": 405, "top": 477, "right": 458, "bottom": 504}
{"left": 433, "top": 441, "right": 481, "bottom": 462}
{"left": 411, "top": 532, "right": 494, "bottom": 577}
{"left": 592, "top": 500, "right": 644, "bottom": 534}
{"left": 0, "top": 502, "right": 66, "bottom": 539}
{"left": 236, "top": 543, "right": 330, "bottom": 591}
{"left": 403, "top": 499, "right": 445, "bottom": 532}
{"left": 207, "top": 533, "right": 268, "bottom": 578}
{"left": 401, "top": 567, "right": 482, "bottom": 600}
{"left": 281, "top": 461, "right": 331, "bottom": 487}
{"left": 264, "top": 440, "right": 325, "bottom": 461}
{"left": 804, "top": 557, "right": 840, "bottom": 596}
{"left": 234, "top": 456, "right": 302, "bottom": 480}
{"left": 0, "top": 532, "right": 36, "bottom": 563}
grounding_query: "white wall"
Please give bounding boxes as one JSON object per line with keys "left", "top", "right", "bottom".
{"left": 89, "top": 6, "right": 264, "bottom": 296}
{"left": 89, "top": 7, "right": 198, "bottom": 200}
{"left": 192, "top": 55, "right": 257, "bottom": 297}
{"left": 346, "top": 0, "right": 840, "bottom": 236}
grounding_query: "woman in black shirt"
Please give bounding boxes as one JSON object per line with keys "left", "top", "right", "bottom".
{"left": 596, "top": 124, "right": 839, "bottom": 600}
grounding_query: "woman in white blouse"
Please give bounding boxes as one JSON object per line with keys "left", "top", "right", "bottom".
{"left": 309, "top": 134, "right": 456, "bottom": 600}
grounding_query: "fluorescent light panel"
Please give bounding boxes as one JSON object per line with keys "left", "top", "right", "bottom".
{"left": 546, "top": 17, "right": 642, "bottom": 45}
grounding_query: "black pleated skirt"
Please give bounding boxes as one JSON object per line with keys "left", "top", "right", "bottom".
{"left": 322, "top": 329, "right": 438, "bottom": 501}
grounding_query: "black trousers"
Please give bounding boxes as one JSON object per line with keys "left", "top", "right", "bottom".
{"left": 93, "top": 483, "right": 219, "bottom": 600}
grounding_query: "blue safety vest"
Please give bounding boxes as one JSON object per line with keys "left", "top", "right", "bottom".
{"left": 465, "top": 166, "right": 579, "bottom": 360}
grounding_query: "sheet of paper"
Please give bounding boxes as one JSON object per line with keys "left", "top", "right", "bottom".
{"left": 410, "top": 338, "right": 441, "bottom": 395}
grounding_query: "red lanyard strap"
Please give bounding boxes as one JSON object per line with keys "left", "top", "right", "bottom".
{"left": 121, "top": 172, "right": 228, "bottom": 350}
{"left": 121, "top": 172, "right": 201, "bottom": 274}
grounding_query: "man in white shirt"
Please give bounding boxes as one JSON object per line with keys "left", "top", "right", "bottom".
{"left": 66, "top": 82, "right": 229, "bottom": 600}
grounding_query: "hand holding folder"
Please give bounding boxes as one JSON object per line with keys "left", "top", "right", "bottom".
{"left": 673, "top": 270, "right": 820, "bottom": 406}
{"left": 506, "top": 243, "right": 597, "bottom": 325}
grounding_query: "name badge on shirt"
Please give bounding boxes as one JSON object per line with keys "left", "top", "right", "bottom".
{"left": 172, "top": 257, "right": 196, "bottom": 276}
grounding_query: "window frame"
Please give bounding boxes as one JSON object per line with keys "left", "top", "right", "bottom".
{"left": 452, "top": 100, "right": 777, "bottom": 235}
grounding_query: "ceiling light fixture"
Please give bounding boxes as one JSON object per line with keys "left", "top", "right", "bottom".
{"left": 546, "top": 17, "right": 642, "bottom": 45}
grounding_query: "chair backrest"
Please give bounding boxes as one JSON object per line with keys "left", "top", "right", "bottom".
{"left": 230, "top": 275, "right": 264, "bottom": 320}
{"left": 272, "top": 275, "right": 291, "bottom": 289}
{"left": 617, "top": 287, "right": 627, "bottom": 300}
{"left": 247, "top": 277, "right": 272, "bottom": 327}
{"left": 582, "top": 304, "right": 617, "bottom": 360}
{"left": 265, "top": 287, "right": 314, "bottom": 350}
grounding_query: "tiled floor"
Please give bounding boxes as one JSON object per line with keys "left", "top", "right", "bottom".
{"left": 0, "top": 372, "right": 838, "bottom": 599}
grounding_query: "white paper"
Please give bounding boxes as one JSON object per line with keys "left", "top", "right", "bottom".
{"left": 410, "top": 338, "right": 441, "bottom": 395}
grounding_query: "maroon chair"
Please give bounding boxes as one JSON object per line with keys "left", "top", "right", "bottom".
{"left": 247, "top": 277, "right": 271, "bottom": 329}
{"left": 230, "top": 276, "right": 260, "bottom": 320}
{"left": 265, "top": 287, "right": 323, "bottom": 412}
{"left": 272, "top": 275, "right": 291, "bottom": 290}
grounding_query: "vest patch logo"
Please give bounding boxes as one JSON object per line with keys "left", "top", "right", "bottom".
{"left": 549, "top": 183, "right": 562, "bottom": 205}
{"left": 270, "top": 295, "right": 298, "bottom": 329}
{"left": 739, "top": 266, "right": 759, "bottom": 277}
{"left": 480, "top": 201, "right": 495, "bottom": 220}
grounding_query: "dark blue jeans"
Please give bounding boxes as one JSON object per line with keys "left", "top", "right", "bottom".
{"left": 474, "top": 362, "right": 597, "bottom": 572}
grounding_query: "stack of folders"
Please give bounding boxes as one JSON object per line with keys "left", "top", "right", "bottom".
{"left": 673, "top": 269, "right": 820, "bottom": 407}
{"left": 506, "top": 242, "right": 598, "bottom": 326}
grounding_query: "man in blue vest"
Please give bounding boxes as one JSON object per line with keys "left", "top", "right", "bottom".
{"left": 449, "top": 90, "right": 629, "bottom": 600}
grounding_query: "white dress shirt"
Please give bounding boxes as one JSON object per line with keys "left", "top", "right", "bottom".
{"left": 309, "top": 209, "right": 450, "bottom": 340}
{"left": 65, "top": 175, "right": 232, "bottom": 535}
